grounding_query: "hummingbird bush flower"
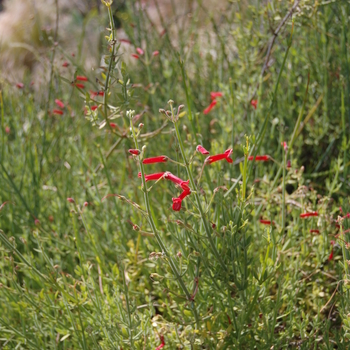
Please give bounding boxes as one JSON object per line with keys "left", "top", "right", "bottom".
{"left": 131, "top": 54, "right": 140, "bottom": 59}
{"left": 155, "top": 336, "right": 165, "bottom": 350}
{"left": 300, "top": 212, "right": 318, "bottom": 218}
{"left": 196, "top": 145, "right": 210, "bottom": 155}
{"left": 153, "top": 50, "right": 159, "bottom": 56}
{"left": 55, "top": 99, "right": 65, "bottom": 109}
{"left": 164, "top": 172, "right": 190, "bottom": 191}
{"left": 74, "top": 83, "right": 85, "bottom": 89}
{"left": 205, "top": 149, "right": 233, "bottom": 164}
{"left": 203, "top": 100, "right": 217, "bottom": 114}
{"left": 91, "top": 105, "right": 98, "bottom": 111}
{"left": 53, "top": 109, "right": 64, "bottom": 115}
{"left": 143, "top": 156, "right": 168, "bottom": 164}
{"left": 76, "top": 75, "right": 88, "bottom": 81}
{"left": 62, "top": 61, "right": 69, "bottom": 67}
{"left": 136, "top": 47, "right": 144, "bottom": 55}
{"left": 310, "top": 229, "right": 320, "bottom": 234}
{"left": 248, "top": 155, "right": 270, "bottom": 161}
{"left": 259, "top": 219, "right": 274, "bottom": 225}
{"left": 251, "top": 99, "right": 258, "bottom": 109}
{"left": 16, "top": 82, "right": 24, "bottom": 89}
{"left": 210, "top": 91, "right": 223, "bottom": 100}
{"left": 128, "top": 149, "right": 140, "bottom": 155}
{"left": 328, "top": 241, "right": 335, "bottom": 261}
{"left": 138, "top": 172, "right": 165, "bottom": 182}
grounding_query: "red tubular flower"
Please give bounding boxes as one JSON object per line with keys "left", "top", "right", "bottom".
{"left": 155, "top": 336, "right": 165, "bottom": 350}
{"left": 179, "top": 188, "right": 191, "bottom": 200}
{"left": 210, "top": 92, "right": 223, "bottom": 100}
{"left": 91, "top": 105, "right": 98, "bottom": 111}
{"left": 76, "top": 75, "right": 88, "bottom": 81}
{"left": 143, "top": 156, "right": 168, "bottom": 164}
{"left": 153, "top": 50, "right": 159, "bottom": 56}
{"left": 281, "top": 141, "right": 288, "bottom": 151}
{"left": 74, "top": 83, "right": 85, "bottom": 89}
{"left": 132, "top": 54, "right": 140, "bottom": 59}
{"left": 203, "top": 100, "right": 217, "bottom": 114}
{"left": 138, "top": 172, "right": 165, "bottom": 182}
{"left": 128, "top": 149, "right": 140, "bottom": 155}
{"left": 136, "top": 47, "right": 144, "bottom": 55}
{"left": 248, "top": 155, "right": 270, "bottom": 161}
{"left": 67, "top": 198, "right": 75, "bottom": 203}
{"left": 110, "top": 123, "right": 117, "bottom": 128}
{"left": 259, "top": 219, "right": 272, "bottom": 225}
{"left": 287, "top": 160, "right": 291, "bottom": 168}
{"left": 328, "top": 241, "right": 335, "bottom": 261}
{"left": 310, "top": 229, "right": 320, "bottom": 234}
{"left": 172, "top": 197, "right": 182, "bottom": 211}
{"left": 164, "top": 172, "right": 190, "bottom": 191}
{"left": 16, "top": 83, "right": 24, "bottom": 89}
{"left": 251, "top": 99, "right": 258, "bottom": 109}
{"left": 196, "top": 145, "right": 209, "bottom": 155}
{"left": 5, "top": 126, "right": 10, "bottom": 134}
{"left": 62, "top": 61, "right": 69, "bottom": 67}
{"left": 55, "top": 99, "right": 65, "bottom": 109}
{"left": 300, "top": 212, "right": 318, "bottom": 218}
{"left": 205, "top": 149, "right": 233, "bottom": 164}
{"left": 53, "top": 109, "right": 64, "bottom": 115}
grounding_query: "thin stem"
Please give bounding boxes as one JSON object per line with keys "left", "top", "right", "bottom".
{"left": 171, "top": 106, "right": 227, "bottom": 272}
{"left": 129, "top": 113, "right": 199, "bottom": 326}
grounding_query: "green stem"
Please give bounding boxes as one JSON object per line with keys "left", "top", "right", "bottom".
{"left": 129, "top": 114, "right": 199, "bottom": 326}
{"left": 172, "top": 108, "right": 227, "bottom": 272}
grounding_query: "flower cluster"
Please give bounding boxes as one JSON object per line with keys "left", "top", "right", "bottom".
{"left": 132, "top": 144, "right": 234, "bottom": 212}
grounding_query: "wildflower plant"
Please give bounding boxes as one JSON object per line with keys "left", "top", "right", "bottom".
{"left": 1, "top": 0, "right": 350, "bottom": 349}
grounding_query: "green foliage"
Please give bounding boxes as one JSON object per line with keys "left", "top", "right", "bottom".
{"left": 1, "top": 0, "right": 350, "bottom": 348}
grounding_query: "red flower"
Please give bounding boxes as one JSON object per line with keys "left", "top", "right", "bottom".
{"left": 210, "top": 92, "right": 223, "bottom": 100}
{"left": 53, "top": 109, "right": 64, "bottom": 115}
{"left": 143, "top": 156, "right": 168, "bottom": 164}
{"left": 62, "top": 61, "right": 69, "bottom": 67}
{"left": 91, "top": 105, "right": 98, "bottom": 111}
{"left": 74, "top": 83, "right": 85, "bottom": 89}
{"left": 67, "top": 198, "right": 75, "bottom": 203}
{"left": 138, "top": 172, "right": 165, "bottom": 182}
{"left": 179, "top": 188, "right": 191, "bottom": 200}
{"left": 281, "top": 141, "right": 288, "bottom": 151}
{"left": 34, "top": 219, "right": 40, "bottom": 225}
{"left": 300, "top": 212, "right": 318, "bottom": 218}
{"left": 251, "top": 99, "right": 258, "bottom": 109}
{"left": 136, "top": 48, "right": 144, "bottom": 55}
{"left": 132, "top": 54, "right": 140, "bottom": 59}
{"left": 153, "top": 50, "right": 159, "bottom": 56}
{"left": 310, "top": 229, "right": 320, "bottom": 234}
{"left": 119, "top": 39, "right": 131, "bottom": 44}
{"left": 76, "top": 75, "right": 88, "bottom": 81}
{"left": 110, "top": 123, "right": 117, "bottom": 128}
{"left": 155, "top": 336, "right": 165, "bottom": 350}
{"left": 5, "top": 126, "right": 10, "bottom": 134}
{"left": 55, "top": 99, "right": 65, "bottom": 109}
{"left": 128, "top": 149, "right": 140, "bottom": 155}
{"left": 203, "top": 100, "right": 217, "bottom": 114}
{"left": 206, "top": 149, "right": 233, "bottom": 164}
{"left": 248, "top": 155, "right": 270, "bottom": 161}
{"left": 196, "top": 145, "right": 209, "bottom": 155}
{"left": 259, "top": 219, "right": 273, "bottom": 225}
{"left": 172, "top": 198, "right": 182, "bottom": 211}
{"left": 328, "top": 241, "right": 335, "bottom": 261}
{"left": 164, "top": 172, "right": 190, "bottom": 191}
{"left": 16, "top": 83, "right": 24, "bottom": 89}
{"left": 287, "top": 160, "right": 291, "bottom": 168}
